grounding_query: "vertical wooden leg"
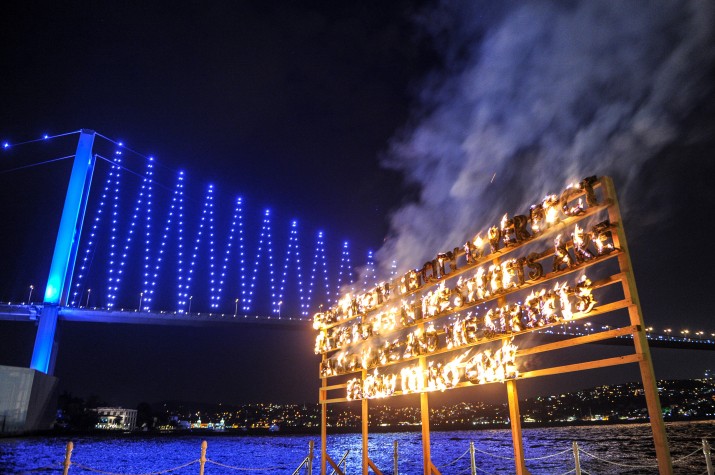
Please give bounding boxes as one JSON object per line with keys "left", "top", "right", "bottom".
{"left": 632, "top": 321, "right": 673, "bottom": 474}
{"left": 362, "top": 397, "right": 369, "bottom": 475}
{"left": 320, "top": 358, "right": 328, "bottom": 475}
{"left": 321, "top": 390, "right": 327, "bottom": 475}
{"left": 604, "top": 176, "right": 672, "bottom": 474}
{"left": 421, "top": 392, "right": 431, "bottom": 475}
{"left": 507, "top": 380, "right": 528, "bottom": 475}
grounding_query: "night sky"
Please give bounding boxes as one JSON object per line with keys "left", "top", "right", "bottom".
{"left": 1, "top": 1, "right": 714, "bottom": 409}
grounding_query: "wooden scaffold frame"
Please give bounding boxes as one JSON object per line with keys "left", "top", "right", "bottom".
{"left": 315, "top": 176, "right": 672, "bottom": 475}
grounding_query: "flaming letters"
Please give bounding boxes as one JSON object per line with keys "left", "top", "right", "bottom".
{"left": 312, "top": 177, "right": 615, "bottom": 402}
{"left": 346, "top": 339, "right": 518, "bottom": 400}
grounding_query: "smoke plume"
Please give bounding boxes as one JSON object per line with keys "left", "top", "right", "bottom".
{"left": 375, "top": 0, "right": 715, "bottom": 278}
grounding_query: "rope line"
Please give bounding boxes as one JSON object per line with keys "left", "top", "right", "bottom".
{"left": 442, "top": 446, "right": 472, "bottom": 467}
{"left": 524, "top": 447, "right": 572, "bottom": 461}
{"left": 471, "top": 444, "right": 570, "bottom": 461}
{"left": 579, "top": 445, "right": 702, "bottom": 469}
{"left": 470, "top": 445, "right": 515, "bottom": 461}
{"left": 70, "top": 459, "right": 199, "bottom": 475}
{"left": 206, "top": 459, "right": 291, "bottom": 471}
{"left": 672, "top": 446, "right": 707, "bottom": 464}
{"left": 557, "top": 468, "right": 576, "bottom": 475}
{"left": 0, "top": 154, "right": 75, "bottom": 174}
{"left": 578, "top": 449, "right": 658, "bottom": 469}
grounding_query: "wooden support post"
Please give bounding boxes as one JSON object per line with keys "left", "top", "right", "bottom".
{"left": 507, "top": 380, "right": 528, "bottom": 475}
{"left": 62, "top": 441, "right": 73, "bottom": 475}
{"left": 308, "top": 440, "right": 314, "bottom": 475}
{"left": 420, "top": 391, "right": 432, "bottom": 475}
{"left": 362, "top": 371, "right": 369, "bottom": 475}
{"left": 394, "top": 440, "right": 399, "bottom": 475}
{"left": 199, "top": 440, "right": 207, "bottom": 475}
{"left": 321, "top": 364, "right": 327, "bottom": 475}
{"left": 604, "top": 177, "right": 672, "bottom": 475}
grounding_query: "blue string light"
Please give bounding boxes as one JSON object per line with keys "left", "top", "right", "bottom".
{"left": 211, "top": 196, "right": 242, "bottom": 310}
{"left": 174, "top": 173, "right": 186, "bottom": 311}
{"left": 277, "top": 220, "right": 304, "bottom": 316}
{"left": 320, "top": 233, "right": 331, "bottom": 306}
{"left": 70, "top": 156, "right": 116, "bottom": 306}
{"left": 105, "top": 150, "right": 124, "bottom": 308}
{"left": 140, "top": 157, "right": 155, "bottom": 310}
{"left": 180, "top": 184, "right": 214, "bottom": 312}
{"left": 336, "top": 241, "right": 352, "bottom": 298}
{"left": 109, "top": 154, "right": 154, "bottom": 308}
{"left": 143, "top": 170, "right": 184, "bottom": 309}
{"left": 244, "top": 209, "right": 275, "bottom": 312}
{"left": 305, "top": 231, "right": 330, "bottom": 315}
{"left": 364, "top": 249, "right": 376, "bottom": 292}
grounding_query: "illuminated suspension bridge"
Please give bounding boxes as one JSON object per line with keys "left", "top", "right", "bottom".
{"left": 0, "top": 130, "right": 711, "bottom": 376}
{"left": 0, "top": 129, "right": 388, "bottom": 376}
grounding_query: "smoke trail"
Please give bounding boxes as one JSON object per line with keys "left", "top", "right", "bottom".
{"left": 376, "top": 0, "right": 715, "bottom": 278}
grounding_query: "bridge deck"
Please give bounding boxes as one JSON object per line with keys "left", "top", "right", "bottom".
{"left": 0, "top": 304, "right": 309, "bottom": 327}
{"left": 1, "top": 304, "right": 713, "bottom": 349}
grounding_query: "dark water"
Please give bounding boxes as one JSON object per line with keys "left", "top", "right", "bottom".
{"left": 1, "top": 421, "right": 713, "bottom": 474}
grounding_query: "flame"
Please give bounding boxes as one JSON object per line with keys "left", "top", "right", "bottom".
{"left": 544, "top": 195, "right": 559, "bottom": 225}
{"left": 401, "top": 365, "right": 424, "bottom": 393}
{"left": 575, "top": 276, "right": 596, "bottom": 313}
{"left": 555, "top": 281, "right": 573, "bottom": 320}
{"left": 465, "top": 339, "right": 519, "bottom": 385}
{"left": 501, "top": 259, "right": 516, "bottom": 290}
{"left": 315, "top": 331, "right": 327, "bottom": 354}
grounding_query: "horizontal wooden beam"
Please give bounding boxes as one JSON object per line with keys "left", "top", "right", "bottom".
{"left": 519, "top": 353, "right": 643, "bottom": 379}
{"left": 518, "top": 325, "right": 639, "bottom": 356}
{"left": 324, "top": 396, "right": 350, "bottom": 404}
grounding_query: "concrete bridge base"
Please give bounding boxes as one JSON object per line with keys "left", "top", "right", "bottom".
{"left": 0, "top": 365, "right": 58, "bottom": 435}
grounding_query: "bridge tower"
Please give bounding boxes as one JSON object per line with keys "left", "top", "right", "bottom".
{"left": 30, "top": 129, "right": 97, "bottom": 374}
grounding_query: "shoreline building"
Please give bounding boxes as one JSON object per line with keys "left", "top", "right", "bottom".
{"left": 95, "top": 407, "right": 137, "bottom": 431}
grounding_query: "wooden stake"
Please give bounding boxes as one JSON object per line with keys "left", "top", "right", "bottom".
{"left": 394, "top": 440, "right": 399, "bottom": 475}
{"left": 470, "top": 441, "right": 476, "bottom": 475}
{"left": 362, "top": 369, "right": 369, "bottom": 475}
{"left": 420, "top": 391, "right": 432, "bottom": 475}
{"left": 321, "top": 359, "right": 327, "bottom": 475}
{"left": 62, "top": 441, "right": 73, "bottom": 475}
{"left": 199, "top": 440, "right": 207, "bottom": 475}
{"left": 703, "top": 439, "right": 713, "bottom": 475}
{"left": 507, "top": 380, "right": 528, "bottom": 475}
{"left": 572, "top": 441, "right": 581, "bottom": 475}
